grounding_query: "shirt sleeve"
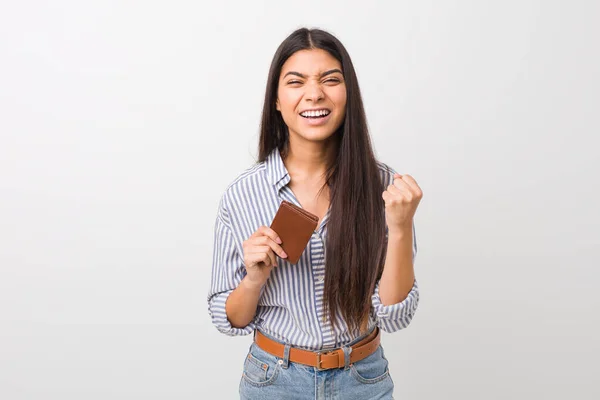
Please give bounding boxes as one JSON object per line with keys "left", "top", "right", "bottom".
{"left": 371, "top": 221, "right": 420, "bottom": 333}
{"left": 207, "top": 197, "right": 256, "bottom": 336}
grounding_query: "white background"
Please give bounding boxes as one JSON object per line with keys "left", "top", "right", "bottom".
{"left": 1, "top": 1, "right": 598, "bottom": 399}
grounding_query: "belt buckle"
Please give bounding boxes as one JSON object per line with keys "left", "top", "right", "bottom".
{"left": 315, "top": 350, "right": 337, "bottom": 371}
{"left": 316, "top": 351, "right": 325, "bottom": 371}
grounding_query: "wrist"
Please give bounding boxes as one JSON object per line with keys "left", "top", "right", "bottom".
{"left": 387, "top": 224, "right": 412, "bottom": 238}
{"left": 242, "top": 276, "right": 265, "bottom": 292}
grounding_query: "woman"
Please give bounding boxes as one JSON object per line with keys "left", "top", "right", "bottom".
{"left": 208, "top": 27, "right": 422, "bottom": 399}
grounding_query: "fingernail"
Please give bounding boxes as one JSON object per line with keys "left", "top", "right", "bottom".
{"left": 276, "top": 237, "right": 282, "bottom": 244}
{"left": 281, "top": 251, "right": 288, "bottom": 258}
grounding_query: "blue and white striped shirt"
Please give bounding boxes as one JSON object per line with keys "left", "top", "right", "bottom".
{"left": 207, "top": 148, "right": 419, "bottom": 350}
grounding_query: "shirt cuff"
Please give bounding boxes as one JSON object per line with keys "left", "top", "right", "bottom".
{"left": 371, "top": 279, "right": 420, "bottom": 332}
{"left": 208, "top": 290, "right": 256, "bottom": 336}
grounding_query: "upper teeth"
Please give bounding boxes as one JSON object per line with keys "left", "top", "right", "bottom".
{"left": 301, "top": 109, "right": 330, "bottom": 117}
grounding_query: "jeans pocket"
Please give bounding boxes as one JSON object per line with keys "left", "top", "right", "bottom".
{"left": 350, "top": 345, "right": 391, "bottom": 384}
{"left": 242, "top": 343, "right": 281, "bottom": 387}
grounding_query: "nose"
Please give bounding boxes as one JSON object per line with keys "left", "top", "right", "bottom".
{"left": 304, "top": 82, "right": 324, "bottom": 102}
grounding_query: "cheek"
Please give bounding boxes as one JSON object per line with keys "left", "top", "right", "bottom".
{"left": 277, "top": 94, "right": 300, "bottom": 126}
{"left": 277, "top": 90, "right": 299, "bottom": 112}
{"left": 332, "top": 88, "right": 347, "bottom": 110}
{"left": 333, "top": 90, "right": 347, "bottom": 122}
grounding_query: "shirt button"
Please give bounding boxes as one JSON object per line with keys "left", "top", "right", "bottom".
{"left": 317, "top": 276, "right": 324, "bottom": 282}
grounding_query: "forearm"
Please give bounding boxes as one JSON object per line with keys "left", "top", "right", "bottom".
{"left": 225, "top": 276, "right": 263, "bottom": 328}
{"left": 378, "top": 225, "right": 415, "bottom": 306}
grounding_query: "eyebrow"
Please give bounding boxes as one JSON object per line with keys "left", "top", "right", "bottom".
{"left": 282, "top": 68, "right": 343, "bottom": 79}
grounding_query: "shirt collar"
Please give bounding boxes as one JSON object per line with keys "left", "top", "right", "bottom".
{"left": 265, "top": 148, "right": 291, "bottom": 191}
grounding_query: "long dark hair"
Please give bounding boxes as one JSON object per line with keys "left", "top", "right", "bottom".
{"left": 258, "top": 28, "right": 387, "bottom": 334}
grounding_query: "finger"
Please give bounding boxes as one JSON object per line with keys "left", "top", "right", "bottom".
{"left": 246, "top": 253, "right": 271, "bottom": 268}
{"left": 249, "top": 246, "right": 276, "bottom": 267}
{"left": 387, "top": 183, "right": 410, "bottom": 202}
{"left": 257, "top": 226, "right": 283, "bottom": 244}
{"left": 392, "top": 177, "right": 411, "bottom": 192}
{"left": 267, "top": 249, "right": 277, "bottom": 267}
{"left": 248, "top": 236, "right": 287, "bottom": 259}
{"left": 382, "top": 190, "right": 392, "bottom": 204}
{"left": 256, "top": 246, "right": 277, "bottom": 266}
{"left": 387, "top": 183, "right": 404, "bottom": 196}
{"left": 382, "top": 189, "right": 401, "bottom": 204}
{"left": 399, "top": 174, "right": 422, "bottom": 195}
{"left": 256, "top": 236, "right": 288, "bottom": 259}
{"left": 257, "top": 251, "right": 274, "bottom": 267}
{"left": 393, "top": 178, "right": 418, "bottom": 201}
{"left": 247, "top": 245, "right": 272, "bottom": 256}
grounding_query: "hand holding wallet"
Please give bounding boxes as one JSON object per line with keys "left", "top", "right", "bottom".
{"left": 270, "top": 200, "right": 319, "bottom": 264}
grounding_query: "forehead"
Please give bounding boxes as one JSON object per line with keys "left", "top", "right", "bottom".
{"left": 280, "top": 49, "right": 342, "bottom": 78}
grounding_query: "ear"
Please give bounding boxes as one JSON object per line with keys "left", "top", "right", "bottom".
{"left": 276, "top": 98, "right": 280, "bottom": 111}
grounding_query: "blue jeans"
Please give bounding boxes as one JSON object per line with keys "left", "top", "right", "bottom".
{"left": 239, "top": 331, "right": 395, "bottom": 399}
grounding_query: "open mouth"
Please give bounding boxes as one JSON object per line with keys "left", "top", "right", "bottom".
{"left": 300, "top": 109, "right": 331, "bottom": 119}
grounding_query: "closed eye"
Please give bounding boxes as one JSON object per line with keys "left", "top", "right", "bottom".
{"left": 286, "top": 78, "right": 341, "bottom": 85}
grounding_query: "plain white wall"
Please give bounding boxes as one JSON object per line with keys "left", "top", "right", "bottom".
{"left": 1, "top": 1, "right": 598, "bottom": 399}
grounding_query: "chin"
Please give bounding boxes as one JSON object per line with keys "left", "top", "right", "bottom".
{"left": 296, "top": 127, "right": 339, "bottom": 142}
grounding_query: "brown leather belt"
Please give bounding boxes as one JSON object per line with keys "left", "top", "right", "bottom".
{"left": 254, "top": 327, "right": 381, "bottom": 370}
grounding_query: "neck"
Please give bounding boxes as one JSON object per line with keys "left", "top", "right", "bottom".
{"left": 283, "top": 135, "right": 338, "bottom": 183}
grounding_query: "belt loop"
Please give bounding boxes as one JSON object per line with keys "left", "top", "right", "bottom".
{"left": 342, "top": 346, "right": 352, "bottom": 370}
{"left": 282, "top": 344, "right": 291, "bottom": 369}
